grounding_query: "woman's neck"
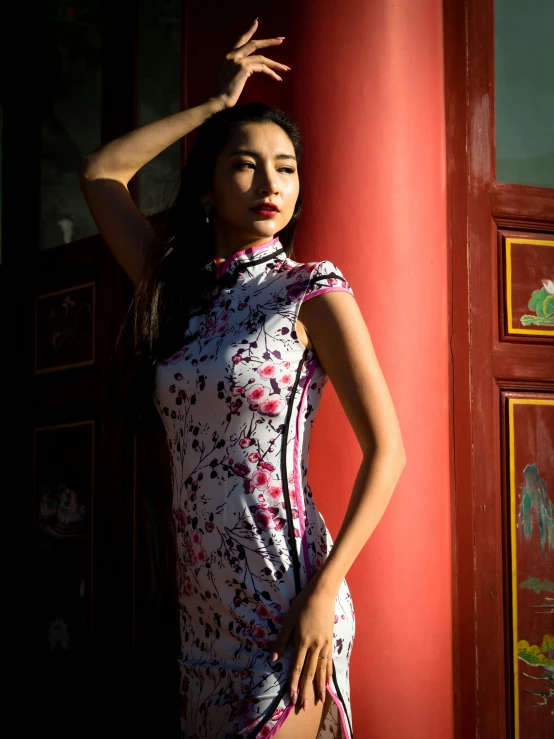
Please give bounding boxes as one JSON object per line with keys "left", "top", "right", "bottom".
{"left": 212, "top": 230, "right": 277, "bottom": 263}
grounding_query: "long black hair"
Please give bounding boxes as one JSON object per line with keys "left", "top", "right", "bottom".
{"left": 132, "top": 102, "right": 304, "bottom": 382}
{"left": 125, "top": 104, "right": 304, "bottom": 654}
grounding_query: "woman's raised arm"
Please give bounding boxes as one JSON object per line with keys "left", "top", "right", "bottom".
{"left": 78, "top": 98, "right": 226, "bottom": 285}
{"left": 78, "top": 18, "right": 289, "bottom": 285}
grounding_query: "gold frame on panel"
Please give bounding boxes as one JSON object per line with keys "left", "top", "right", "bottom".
{"left": 33, "top": 420, "right": 95, "bottom": 634}
{"left": 505, "top": 238, "right": 554, "bottom": 337}
{"left": 507, "top": 397, "right": 554, "bottom": 738}
{"left": 34, "top": 281, "right": 96, "bottom": 374}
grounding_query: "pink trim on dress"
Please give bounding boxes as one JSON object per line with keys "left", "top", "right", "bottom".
{"left": 213, "top": 236, "right": 280, "bottom": 278}
{"left": 326, "top": 682, "right": 351, "bottom": 739}
{"left": 303, "top": 286, "right": 352, "bottom": 301}
{"left": 264, "top": 702, "right": 295, "bottom": 738}
{"left": 263, "top": 683, "right": 349, "bottom": 739}
{"left": 294, "top": 358, "right": 318, "bottom": 582}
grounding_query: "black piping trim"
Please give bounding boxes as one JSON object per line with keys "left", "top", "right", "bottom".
{"left": 310, "top": 269, "right": 346, "bottom": 281}
{"left": 236, "top": 246, "right": 287, "bottom": 270}
{"left": 219, "top": 246, "right": 288, "bottom": 280}
{"left": 280, "top": 348, "right": 309, "bottom": 596}
{"left": 245, "top": 679, "right": 289, "bottom": 738}
{"left": 308, "top": 270, "right": 351, "bottom": 291}
{"left": 332, "top": 661, "right": 353, "bottom": 738}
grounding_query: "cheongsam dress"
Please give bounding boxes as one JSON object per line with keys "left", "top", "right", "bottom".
{"left": 154, "top": 236, "right": 356, "bottom": 738}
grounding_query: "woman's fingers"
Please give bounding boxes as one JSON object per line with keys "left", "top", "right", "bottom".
{"left": 289, "top": 643, "right": 308, "bottom": 705}
{"left": 300, "top": 646, "right": 323, "bottom": 710}
{"left": 241, "top": 37, "right": 286, "bottom": 54}
{"left": 245, "top": 54, "right": 290, "bottom": 71}
{"left": 243, "top": 56, "right": 291, "bottom": 83}
{"left": 245, "top": 62, "right": 283, "bottom": 82}
{"left": 230, "top": 36, "right": 285, "bottom": 58}
{"left": 326, "top": 657, "right": 333, "bottom": 695}
{"left": 317, "top": 654, "right": 330, "bottom": 704}
{"left": 232, "top": 18, "right": 258, "bottom": 49}
{"left": 215, "top": 24, "right": 289, "bottom": 107}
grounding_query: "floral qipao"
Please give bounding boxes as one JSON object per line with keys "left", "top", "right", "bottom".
{"left": 154, "top": 236, "right": 356, "bottom": 739}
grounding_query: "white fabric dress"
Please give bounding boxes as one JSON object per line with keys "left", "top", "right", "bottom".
{"left": 154, "top": 236, "right": 356, "bottom": 738}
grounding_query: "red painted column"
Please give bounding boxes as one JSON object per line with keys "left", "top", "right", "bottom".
{"left": 185, "top": 1, "right": 453, "bottom": 736}
{"left": 287, "top": 2, "right": 453, "bottom": 738}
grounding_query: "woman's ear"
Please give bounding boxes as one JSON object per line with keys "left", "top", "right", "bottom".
{"left": 199, "top": 189, "right": 213, "bottom": 207}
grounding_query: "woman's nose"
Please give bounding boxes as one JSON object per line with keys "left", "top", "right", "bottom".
{"left": 258, "top": 169, "right": 279, "bottom": 194}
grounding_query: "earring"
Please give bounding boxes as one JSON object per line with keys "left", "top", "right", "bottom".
{"left": 203, "top": 203, "right": 213, "bottom": 224}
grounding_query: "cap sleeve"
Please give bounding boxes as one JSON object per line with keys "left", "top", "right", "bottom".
{"left": 303, "top": 259, "right": 354, "bottom": 302}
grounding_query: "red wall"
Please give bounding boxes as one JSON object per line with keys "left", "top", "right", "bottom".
{"left": 185, "top": 1, "right": 453, "bottom": 736}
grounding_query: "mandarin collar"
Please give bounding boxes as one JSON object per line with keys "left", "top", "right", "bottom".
{"left": 212, "top": 236, "right": 286, "bottom": 280}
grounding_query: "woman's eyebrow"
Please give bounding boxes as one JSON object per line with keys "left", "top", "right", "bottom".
{"left": 229, "top": 148, "right": 297, "bottom": 161}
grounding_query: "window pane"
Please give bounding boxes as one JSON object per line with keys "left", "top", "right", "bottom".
{"left": 40, "top": 1, "right": 102, "bottom": 250}
{"left": 495, "top": 0, "right": 554, "bottom": 188}
{"left": 136, "top": 0, "right": 181, "bottom": 216}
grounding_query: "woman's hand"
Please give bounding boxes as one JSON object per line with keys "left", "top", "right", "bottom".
{"left": 269, "top": 577, "right": 337, "bottom": 710}
{"left": 213, "top": 19, "right": 290, "bottom": 109}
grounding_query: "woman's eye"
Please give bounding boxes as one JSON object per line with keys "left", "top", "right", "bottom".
{"left": 235, "top": 162, "right": 295, "bottom": 174}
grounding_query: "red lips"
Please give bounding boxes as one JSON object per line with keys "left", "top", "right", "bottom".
{"left": 251, "top": 202, "right": 279, "bottom": 212}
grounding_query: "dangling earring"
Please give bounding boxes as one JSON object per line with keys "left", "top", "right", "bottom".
{"left": 203, "top": 203, "right": 213, "bottom": 225}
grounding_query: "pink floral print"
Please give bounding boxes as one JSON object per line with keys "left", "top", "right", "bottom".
{"left": 154, "top": 236, "right": 356, "bottom": 738}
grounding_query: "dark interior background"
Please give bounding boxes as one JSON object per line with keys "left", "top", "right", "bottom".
{"left": 2, "top": 1, "right": 185, "bottom": 734}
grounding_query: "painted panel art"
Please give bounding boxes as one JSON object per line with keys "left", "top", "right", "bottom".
{"left": 504, "top": 238, "right": 554, "bottom": 338}
{"left": 507, "top": 397, "right": 554, "bottom": 738}
{"left": 35, "top": 282, "right": 95, "bottom": 373}
{"left": 34, "top": 421, "right": 94, "bottom": 665}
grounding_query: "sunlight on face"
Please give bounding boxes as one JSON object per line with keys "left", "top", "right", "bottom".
{"left": 207, "top": 122, "right": 300, "bottom": 248}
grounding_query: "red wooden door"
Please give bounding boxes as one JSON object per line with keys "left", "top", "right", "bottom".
{"left": 445, "top": 1, "right": 554, "bottom": 738}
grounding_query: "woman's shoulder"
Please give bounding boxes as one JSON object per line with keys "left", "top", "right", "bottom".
{"left": 282, "top": 256, "right": 355, "bottom": 298}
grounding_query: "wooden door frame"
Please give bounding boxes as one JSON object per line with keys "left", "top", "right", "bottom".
{"left": 445, "top": 1, "right": 554, "bottom": 738}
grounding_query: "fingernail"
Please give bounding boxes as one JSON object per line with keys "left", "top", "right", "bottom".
{"left": 291, "top": 690, "right": 297, "bottom": 705}
{"left": 303, "top": 698, "right": 308, "bottom": 712}
{"left": 270, "top": 652, "right": 278, "bottom": 662}
{"left": 276, "top": 36, "right": 285, "bottom": 39}
{"left": 277, "top": 75, "right": 283, "bottom": 81}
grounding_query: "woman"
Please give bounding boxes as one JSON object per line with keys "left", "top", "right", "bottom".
{"left": 80, "top": 18, "right": 406, "bottom": 739}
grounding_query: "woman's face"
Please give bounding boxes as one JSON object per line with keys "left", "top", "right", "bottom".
{"left": 204, "top": 122, "right": 300, "bottom": 247}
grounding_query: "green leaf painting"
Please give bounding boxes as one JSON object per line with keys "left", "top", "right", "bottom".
{"left": 521, "top": 279, "right": 554, "bottom": 326}
{"left": 516, "top": 463, "right": 554, "bottom": 717}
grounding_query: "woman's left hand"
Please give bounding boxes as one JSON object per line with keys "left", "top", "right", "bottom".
{"left": 269, "top": 577, "right": 337, "bottom": 709}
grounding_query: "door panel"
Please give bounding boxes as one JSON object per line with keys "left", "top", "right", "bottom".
{"left": 446, "top": 1, "right": 554, "bottom": 738}
{"left": 501, "top": 393, "right": 554, "bottom": 739}
{"left": 499, "top": 234, "right": 554, "bottom": 341}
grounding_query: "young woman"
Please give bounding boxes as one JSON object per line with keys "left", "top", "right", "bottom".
{"left": 79, "top": 18, "right": 406, "bottom": 739}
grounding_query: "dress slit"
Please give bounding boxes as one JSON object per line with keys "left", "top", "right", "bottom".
{"left": 263, "top": 685, "right": 350, "bottom": 739}
{"left": 325, "top": 683, "right": 351, "bottom": 739}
